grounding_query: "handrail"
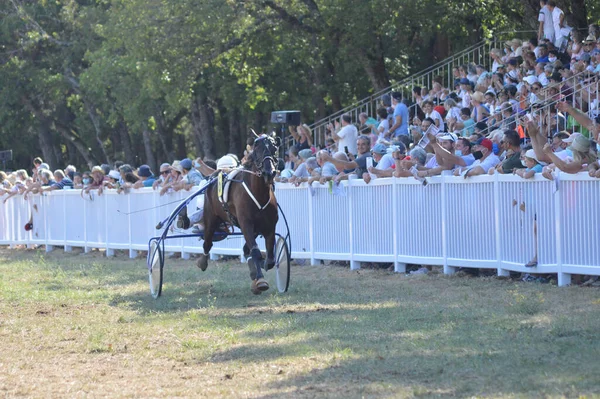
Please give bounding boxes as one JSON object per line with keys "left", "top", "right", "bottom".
{"left": 307, "top": 30, "right": 541, "bottom": 146}
{"left": 310, "top": 40, "right": 488, "bottom": 126}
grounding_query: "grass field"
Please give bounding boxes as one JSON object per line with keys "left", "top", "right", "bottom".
{"left": 1, "top": 247, "right": 600, "bottom": 398}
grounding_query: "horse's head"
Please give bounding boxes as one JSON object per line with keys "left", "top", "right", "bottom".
{"left": 250, "top": 134, "right": 280, "bottom": 184}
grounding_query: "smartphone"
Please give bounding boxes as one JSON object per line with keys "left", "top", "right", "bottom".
{"left": 344, "top": 146, "right": 349, "bottom": 155}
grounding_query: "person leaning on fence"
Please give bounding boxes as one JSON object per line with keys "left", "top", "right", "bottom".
{"left": 2, "top": 170, "right": 28, "bottom": 203}
{"left": 490, "top": 130, "right": 524, "bottom": 174}
{"left": 418, "top": 133, "right": 458, "bottom": 177}
{"left": 309, "top": 150, "right": 339, "bottom": 185}
{"left": 321, "top": 135, "right": 371, "bottom": 181}
{"left": 393, "top": 147, "right": 427, "bottom": 177}
{"left": 84, "top": 166, "right": 105, "bottom": 196}
{"left": 132, "top": 165, "right": 156, "bottom": 189}
{"left": 288, "top": 148, "right": 314, "bottom": 185}
{"left": 104, "top": 170, "right": 121, "bottom": 189}
{"left": 456, "top": 138, "right": 500, "bottom": 177}
{"left": 290, "top": 157, "right": 319, "bottom": 186}
{"left": 515, "top": 149, "right": 543, "bottom": 179}
{"left": 152, "top": 163, "right": 171, "bottom": 190}
{"left": 168, "top": 158, "right": 202, "bottom": 191}
{"left": 44, "top": 170, "right": 73, "bottom": 191}
{"left": 362, "top": 142, "right": 388, "bottom": 184}
{"left": 542, "top": 134, "right": 596, "bottom": 178}
{"left": 118, "top": 164, "right": 133, "bottom": 186}
{"left": 159, "top": 162, "right": 183, "bottom": 195}
{"left": 368, "top": 142, "right": 407, "bottom": 179}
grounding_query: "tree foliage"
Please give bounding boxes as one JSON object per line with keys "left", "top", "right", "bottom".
{"left": 0, "top": 0, "right": 598, "bottom": 171}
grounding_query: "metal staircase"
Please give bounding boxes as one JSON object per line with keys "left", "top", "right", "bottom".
{"left": 309, "top": 36, "right": 508, "bottom": 144}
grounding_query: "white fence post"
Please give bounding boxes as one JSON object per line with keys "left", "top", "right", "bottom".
{"left": 441, "top": 174, "right": 454, "bottom": 275}
{"left": 555, "top": 172, "right": 570, "bottom": 286}
{"left": 495, "top": 173, "right": 508, "bottom": 276}
{"left": 392, "top": 177, "right": 405, "bottom": 273}
{"left": 105, "top": 192, "right": 114, "bottom": 257}
{"left": 127, "top": 193, "right": 137, "bottom": 258}
{"left": 308, "top": 184, "right": 316, "bottom": 266}
{"left": 348, "top": 179, "right": 358, "bottom": 270}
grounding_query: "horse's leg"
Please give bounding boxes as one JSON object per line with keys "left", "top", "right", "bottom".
{"left": 197, "top": 211, "right": 217, "bottom": 272}
{"left": 239, "top": 220, "right": 269, "bottom": 293}
{"left": 264, "top": 230, "right": 276, "bottom": 271}
{"left": 243, "top": 243, "right": 251, "bottom": 263}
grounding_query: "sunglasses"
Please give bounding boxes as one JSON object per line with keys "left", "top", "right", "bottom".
{"left": 160, "top": 170, "right": 170, "bottom": 175}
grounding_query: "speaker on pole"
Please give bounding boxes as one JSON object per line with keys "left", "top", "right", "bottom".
{"left": 270, "top": 111, "right": 301, "bottom": 157}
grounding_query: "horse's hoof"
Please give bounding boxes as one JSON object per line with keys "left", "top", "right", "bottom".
{"left": 266, "top": 259, "right": 275, "bottom": 271}
{"left": 247, "top": 257, "right": 257, "bottom": 280}
{"left": 255, "top": 278, "right": 269, "bottom": 292}
{"left": 251, "top": 280, "right": 262, "bottom": 295}
{"left": 197, "top": 254, "right": 209, "bottom": 271}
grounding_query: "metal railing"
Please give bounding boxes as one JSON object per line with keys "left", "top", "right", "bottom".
{"left": 518, "top": 70, "right": 599, "bottom": 141}
{"left": 308, "top": 31, "right": 537, "bottom": 146}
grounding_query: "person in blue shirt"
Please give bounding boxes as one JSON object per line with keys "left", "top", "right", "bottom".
{"left": 389, "top": 92, "right": 409, "bottom": 137}
{"left": 45, "top": 170, "right": 73, "bottom": 190}
{"left": 515, "top": 149, "right": 543, "bottom": 178}
{"left": 134, "top": 165, "right": 156, "bottom": 188}
{"left": 535, "top": 44, "right": 549, "bottom": 63}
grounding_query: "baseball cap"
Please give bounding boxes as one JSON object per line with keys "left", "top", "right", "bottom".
{"left": 371, "top": 143, "right": 388, "bottom": 155}
{"left": 523, "top": 75, "right": 539, "bottom": 85}
{"left": 476, "top": 137, "right": 493, "bottom": 152}
{"left": 561, "top": 132, "right": 583, "bottom": 143}
{"left": 437, "top": 133, "right": 458, "bottom": 142}
{"left": 137, "top": 164, "right": 152, "bottom": 177}
{"left": 180, "top": 158, "right": 193, "bottom": 170}
{"left": 108, "top": 170, "right": 120, "bottom": 180}
{"left": 525, "top": 149, "right": 539, "bottom": 162}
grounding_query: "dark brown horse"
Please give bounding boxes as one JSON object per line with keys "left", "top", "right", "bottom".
{"left": 196, "top": 135, "right": 279, "bottom": 294}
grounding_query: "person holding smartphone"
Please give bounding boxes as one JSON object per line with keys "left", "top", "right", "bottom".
{"left": 330, "top": 114, "right": 358, "bottom": 156}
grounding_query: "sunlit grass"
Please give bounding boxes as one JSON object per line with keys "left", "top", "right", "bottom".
{"left": 1, "top": 247, "right": 600, "bottom": 398}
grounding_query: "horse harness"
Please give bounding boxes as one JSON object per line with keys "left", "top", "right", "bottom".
{"left": 215, "top": 168, "right": 272, "bottom": 228}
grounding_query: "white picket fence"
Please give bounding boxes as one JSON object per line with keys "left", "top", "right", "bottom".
{"left": 2, "top": 173, "right": 599, "bottom": 286}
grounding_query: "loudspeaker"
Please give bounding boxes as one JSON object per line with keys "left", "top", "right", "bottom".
{"left": 270, "top": 110, "right": 301, "bottom": 125}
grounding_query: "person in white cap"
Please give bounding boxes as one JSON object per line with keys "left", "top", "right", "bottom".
{"left": 515, "top": 149, "right": 543, "bottom": 179}
{"left": 417, "top": 132, "right": 461, "bottom": 177}
{"left": 542, "top": 134, "right": 596, "bottom": 179}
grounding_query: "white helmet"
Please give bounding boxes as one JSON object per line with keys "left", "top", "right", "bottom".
{"left": 217, "top": 155, "right": 237, "bottom": 169}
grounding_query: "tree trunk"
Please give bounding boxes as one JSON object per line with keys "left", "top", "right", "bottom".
{"left": 154, "top": 110, "right": 176, "bottom": 161}
{"left": 358, "top": 35, "right": 390, "bottom": 92}
{"left": 37, "top": 125, "right": 60, "bottom": 170}
{"left": 117, "top": 121, "right": 135, "bottom": 166}
{"left": 54, "top": 126, "right": 98, "bottom": 169}
{"left": 142, "top": 130, "right": 157, "bottom": 172}
{"left": 565, "top": 0, "right": 588, "bottom": 29}
{"left": 190, "top": 92, "right": 216, "bottom": 159}
{"left": 214, "top": 98, "right": 230, "bottom": 155}
{"left": 189, "top": 100, "right": 205, "bottom": 158}
{"left": 228, "top": 105, "right": 241, "bottom": 155}
{"left": 176, "top": 133, "right": 187, "bottom": 160}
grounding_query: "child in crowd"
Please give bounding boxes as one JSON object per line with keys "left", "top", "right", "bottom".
{"left": 515, "top": 149, "right": 543, "bottom": 178}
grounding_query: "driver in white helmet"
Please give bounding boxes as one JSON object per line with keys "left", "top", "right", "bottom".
{"left": 187, "top": 155, "right": 240, "bottom": 234}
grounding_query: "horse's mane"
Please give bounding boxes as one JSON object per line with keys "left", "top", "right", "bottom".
{"left": 242, "top": 151, "right": 254, "bottom": 170}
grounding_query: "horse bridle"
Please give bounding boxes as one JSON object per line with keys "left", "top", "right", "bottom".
{"left": 251, "top": 137, "right": 277, "bottom": 177}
